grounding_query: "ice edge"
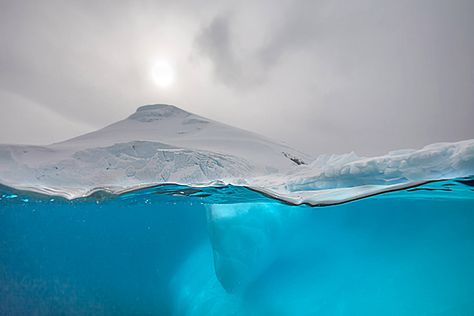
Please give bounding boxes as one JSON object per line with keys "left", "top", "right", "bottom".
{"left": 0, "top": 178, "right": 446, "bottom": 206}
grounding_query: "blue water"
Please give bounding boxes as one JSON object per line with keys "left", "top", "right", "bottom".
{"left": 1, "top": 178, "right": 473, "bottom": 315}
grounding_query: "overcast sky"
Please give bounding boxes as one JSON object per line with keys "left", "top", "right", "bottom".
{"left": 0, "top": 0, "right": 473, "bottom": 155}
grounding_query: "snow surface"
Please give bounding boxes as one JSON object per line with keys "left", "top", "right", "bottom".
{"left": 250, "top": 139, "right": 474, "bottom": 205}
{"left": 0, "top": 104, "right": 473, "bottom": 204}
{"left": 0, "top": 104, "right": 309, "bottom": 198}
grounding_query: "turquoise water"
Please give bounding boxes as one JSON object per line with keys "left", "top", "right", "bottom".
{"left": 1, "top": 178, "right": 473, "bottom": 315}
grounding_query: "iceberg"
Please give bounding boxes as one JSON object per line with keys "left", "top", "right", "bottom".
{"left": 253, "top": 138, "right": 474, "bottom": 205}
{"left": 1, "top": 104, "right": 474, "bottom": 315}
{"left": 0, "top": 104, "right": 472, "bottom": 204}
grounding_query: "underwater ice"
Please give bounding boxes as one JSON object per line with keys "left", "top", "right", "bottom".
{"left": 1, "top": 179, "right": 474, "bottom": 315}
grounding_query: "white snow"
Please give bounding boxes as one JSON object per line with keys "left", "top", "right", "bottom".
{"left": 0, "top": 104, "right": 309, "bottom": 198}
{"left": 0, "top": 104, "right": 473, "bottom": 204}
{"left": 249, "top": 139, "right": 474, "bottom": 205}
{"left": 53, "top": 104, "right": 310, "bottom": 170}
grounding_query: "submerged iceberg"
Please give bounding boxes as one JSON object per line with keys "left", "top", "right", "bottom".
{"left": 1, "top": 178, "right": 474, "bottom": 315}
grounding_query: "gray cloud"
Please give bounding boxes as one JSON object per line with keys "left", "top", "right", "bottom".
{"left": 0, "top": 0, "right": 473, "bottom": 155}
{"left": 195, "top": 15, "right": 242, "bottom": 87}
{"left": 194, "top": 2, "right": 322, "bottom": 90}
{"left": 195, "top": 14, "right": 268, "bottom": 89}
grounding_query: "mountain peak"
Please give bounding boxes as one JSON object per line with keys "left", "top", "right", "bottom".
{"left": 129, "top": 104, "right": 189, "bottom": 122}
{"left": 136, "top": 104, "right": 179, "bottom": 112}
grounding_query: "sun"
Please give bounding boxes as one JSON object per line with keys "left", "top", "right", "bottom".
{"left": 151, "top": 60, "right": 175, "bottom": 88}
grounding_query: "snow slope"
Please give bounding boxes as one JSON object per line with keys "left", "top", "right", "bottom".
{"left": 0, "top": 104, "right": 310, "bottom": 198}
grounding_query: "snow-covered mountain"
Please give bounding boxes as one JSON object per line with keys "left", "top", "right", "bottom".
{"left": 0, "top": 103, "right": 473, "bottom": 203}
{"left": 56, "top": 104, "right": 309, "bottom": 169}
{"left": 0, "top": 104, "right": 310, "bottom": 197}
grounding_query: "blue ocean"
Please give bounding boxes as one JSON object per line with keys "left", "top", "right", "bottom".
{"left": 1, "top": 177, "right": 473, "bottom": 315}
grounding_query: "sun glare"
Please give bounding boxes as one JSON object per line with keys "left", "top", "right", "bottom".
{"left": 151, "top": 60, "right": 175, "bottom": 88}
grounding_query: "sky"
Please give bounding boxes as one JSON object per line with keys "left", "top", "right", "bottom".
{"left": 0, "top": 0, "right": 473, "bottom": 156}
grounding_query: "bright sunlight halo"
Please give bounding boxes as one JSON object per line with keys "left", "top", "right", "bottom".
{"left": 151, "top": 61, "right": 175, "bottom": 88}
